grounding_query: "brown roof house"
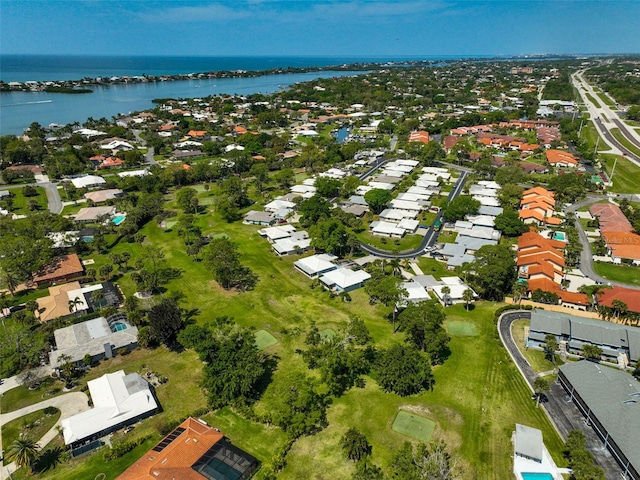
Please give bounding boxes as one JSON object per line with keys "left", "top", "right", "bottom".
{"left": 32, "top": 254, "right": 84, "bottom": 286}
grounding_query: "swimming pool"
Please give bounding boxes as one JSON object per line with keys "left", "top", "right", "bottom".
{"left": 553, "top": 232, "right": 566, "bottom": 241}
{"left": 111, "top": 322, "right": 128, "bottom": 332}
{"left": 81, "top": 235, "right": 94, "bottom": 242}
{"left": 112, "top": 214, "right": 126, "bottom": 225}
{"left": 521, "top": 473, "right": 554, "bottom": 480}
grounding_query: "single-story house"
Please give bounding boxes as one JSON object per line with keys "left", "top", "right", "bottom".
{"left": 432, "top": 277, "right": 476, "bottom": 306}
{"left": 272, "top": 235, "right": 312, "bottom": 256}
{"left": 264, "top": 199, "right": 296, "bottom": 213}
{"left": 74, "top": 206, "right": 116, "bottom": 223}
{"left": 61, "top": 370, "right": 158, "bottom": 448}
{"left": 294, "top": 253, "right": 338, "bottom": 278}
{"left": 370, "top": 220, "right": 405, "bottom": 238}
{"left": 84, "top": 189, "right": 125, "bottom": 204}
{"left": 49, "top": 315, "right": 138, "bottom": 367}
{"left": 258, "top": 225, "right": 297, "bottom": 242}
{"left": 401, "top": 281, "right": 431, "bottom": 305}
{"left": 320, "top": 268, "right": 371, "bottom": 292}
{"left": 32, "top": 254, "right": 84, "bottom": 286}
{"left": 69, "top": 175, "right": 106, "bottom": 190}
{"left": 244, "top": 210, "right": 276, "bottom": 226}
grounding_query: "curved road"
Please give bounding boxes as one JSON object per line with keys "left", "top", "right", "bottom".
{"left": 360, "top": 170, "right": 468, "bottom": 259}
{"left": 498, "top": 311, "right": 622, "bottom": 479}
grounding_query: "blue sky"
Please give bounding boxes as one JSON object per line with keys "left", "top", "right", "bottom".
{"left": 1, "top": 0, "right": 639, "bottom": 57}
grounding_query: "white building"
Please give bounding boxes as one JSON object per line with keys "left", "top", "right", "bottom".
{"left": 70, "top": 175, "right": 106, "bottom": 189}
{"left": 61, "top": 370, "right": 157, "bottom": 447}
{"left": 294, "top": 253, "right": 338, "bottom": 278}
{"left": 320, "top": 268, "right": 371, "bottom": 292}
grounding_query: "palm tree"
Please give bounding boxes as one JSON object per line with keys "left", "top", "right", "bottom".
{"left": 533, "top": 378, "right": 550, "bottom": 407}
{"left": 512, "top": 280, "right": 528, "bottom": 306}
{"left": 441, "top": 286, "right": 451, "bottom": 306}
{"left": 7, "top": 436, "right": 41, "bottom": 471}
{"left": 462, "top": 288, "right": 474, "bottom": 310}
{"left": 91, "top": 290, "right": 105, "bottom": 308}
{"left": 68, "top": 296, "right": 83, "bottom": 314}
{"left": 612, "top": 299, "right": 628, "bottom": 321}
{"left": 0, "top": 267, "right": 20, "bottom": 295}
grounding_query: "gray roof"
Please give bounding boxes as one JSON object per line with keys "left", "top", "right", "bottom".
{"left": 348, "top": 195, "right": 368, "bottom": 206}
{"left": 412, "top": 275, "right": 441, "bottom": 288}
{"left": 560, "top": 361, "right": 640, "bottom": 473}
{"left": 529, "top": 310, "right": 571, "bottom": 336}
{"left": 514, "top": 424, "right": 543, "bottom": 461}
{"left": 478, "top": 205, "right": 504, "bottom": 217}
{"left": 50, "top": 317, "right": 138, "bottom": 366}
{"left": 530, "top": 309, "right": 640, "bottom": 361}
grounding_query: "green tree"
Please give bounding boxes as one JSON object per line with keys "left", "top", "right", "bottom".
{"left": 249, "top": 163, "right": 270, "bottom": 192}
{"left": 176, "top": 187, "right": 199, "bottom": 213}
{"left": 533, "top": 377, "right": 550, "bottom": 406}
{"left": 375, "top": 343, "right": 434, "bottom": 396}
{"left": 299, "top": 195, "right": 331, "bottom": 227}
{"left": 391, "top": 440, "right": 457, "bottom": 480}
{"left": 494, "top": 209, "right": 527, "bottom": 236}
{"left": 469, "top": 244, "right": 517, "bottom": 301}
{"left": 497, "top": 183, "right": 524, "bottom": 210}
{"left": 314, "top": 176, "right": 342, "bottom": 198}
{"left": 273, "top": 168, "right": 295, "bottom": 189}
{"left": 202, "top": 237, "right": 258, "bottom": 291}
{"left": 544, "top": 334, "right": 559, "bottom": 365}
{"left": 148, "top": 297, "right": 184, "bottom": 348}
{"left": 309, "top": 217, "right": 349, "bottom": 256}
{"left": 340, "top": 428, "right": 372, "bottom": 462}
{"left": 99, "top": 263, "right": 114, "bottom": 280}
{"left": 6, "top": 436, "right": 41, "bottom": 472}
{"left": 68, "top": 296, "right": 83, "bottom": 314}
{"left": 364, "top": 189, "right": 392, "bottom": 214}
{"left": 462, "top": 288, "right": 475, "bottom": 310}
{"left": 582, "top": 344, "right": 603, "bottom": 361}
{"left": 442, "top": 195, "right": 480, "bottom": 222}
{"left": 365, "top": 274, "right": 407, "bottom": 332}
{"left": 397, "top": 301, "right": 450, "bottom": 364}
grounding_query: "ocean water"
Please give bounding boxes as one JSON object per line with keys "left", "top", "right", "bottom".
{"left": 0, "top": 54, "right": 470, "bottom": 82}
{"left": 0, "top": 54, "right": 489, "bottom": 135}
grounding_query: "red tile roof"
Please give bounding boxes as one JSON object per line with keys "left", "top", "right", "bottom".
{"left": 546, "top": 149, "right": 578, "bottom": 166}
{"left": 598, "top": 286, "right": 640, "bottom": 313}
{"left": 32, "top": 254, "right": 84, "bottom": 285}
{"left": 117, "top": 418, "right": 224, "bottom": 480}
{"left": 408, "top": 130, "right": 430, "bottom": 144}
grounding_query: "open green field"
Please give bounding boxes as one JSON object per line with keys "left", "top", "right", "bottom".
{"left": 601, "top": 154, "right": 640, "bottom": 194}
{"left": 438, "top": 230, "right": 458, "bottom": 244}
{"left": 610, "top": 128, "right": 640, "bottom": 157}
{"left": 255, "top": 329, "right": 278, "bottom": 350}
{"left": 7, "top": 186, "right": 566, "bottom": 479}
{"left": 593, "top": 261, "right": 640, "bottom": 285}
{"left": 511, "top": 319, "right": 563, "bottom": 374}
{"left": 392, "top": 410, "right": 436, "bottom": 442}
{"left": 3, "top": 186, "right": 49, "bottom": 215}
{"left": 357, "top": 230, "right": 423, "bottom": 252}
{"left": 416, "top": 257, "right": 451, "bottom": 279}
{"left": 446, "top": 321, "right": 478, "bottom": 336}
{"left": 2, "top": 408, "right": 61, "bottom": 465}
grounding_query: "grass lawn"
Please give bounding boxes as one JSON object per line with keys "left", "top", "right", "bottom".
{"left": 511, "top": 319, "right": 563, "bottom": 374}
{"left": 446, "top": 321, "right": 478, "bottom": 336}
{"left": 416, "top": 257, "right": 451, "bottom": 279}
{"left": 2, "top": 408, "right": 61, "bottom": 465}
{"left": 438, "top": 230, "right": 458, "bottom": 244}
{"left": 320, "top": 328, "right": 336, "bottom": 339}
{"left": 0, "top": 378, "right": 63, "bottom": 413}
{"left": 255, "top": 329, "right": 279, "bottom": 350}
{"left": 392, "top": 410, "right": 436, "bottom": 442}
{"left": 6, "top": 187, "right": 49, "bottom": 215}
{"left": 19, "top": 186, "right": 565, "bottom": 479}
{"left": 610, "top": 128, "right": 640, "bottom": 157}
{"left": 357, "top": 231, "right": 423, "bottom": 252}
{"left": 600, "top": 154, "right": 640, "bottom": 194}
{"left": 593, "top": 261, "right": 640, "bottom": 285}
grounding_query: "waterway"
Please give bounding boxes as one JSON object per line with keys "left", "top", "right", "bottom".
{"left": 0, "top": 70, "right": 363, "bottom": 135}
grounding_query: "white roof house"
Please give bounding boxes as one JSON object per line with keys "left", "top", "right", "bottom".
{"left": 396, "top": 192, "right": 431, "bottom": 203}
{"left": 371, "top": 221, "right": 406, "bottom": 238}
{"left": 473, "top": 195, "right": 501, "bottom": 207}
{"left": 408, "top": 186, "right": 437, "bottom": 196}
{"left": 61, "top": 370, "right": 157, "bottom": 446}
{"left": 384, "top": 162, "right": 414, "bottom": 174}
{"left": 422, "top": 167, "right": 449, "bottom": 174}
{"left": 294, "top": 253, "right": 338, "bottom": 278}
{"left": 388, "top": 199, "right": 423, "bottom": 212}
{"left": 397, "top": 218, "right": 420, "bottom": 233}
{"left": 367, "top": 181, "right": 395, "bottom": 191}
{"left": 71, "top": 175, "right": 106, "bottom": 189}
{"left": 117, "top": 169, "right": 149, "bottom": 178}
{"left": 264, "top": 199, "right": 296, "bottom": 212}
{"left": 259, "top": 225, "right": 297, "bottom": 242}
{"left": 514, "top": 424, "right": 543, "bottom": 463}
{"left": 432, "top": 277, "right": 476, "bottom": 306}
{"left": 401, "top": 281, "right": 430, "bottom": 304}
{"left": 320, "top": 268, "right": 371, "bottom": 292}
{"left": 416, "top": 179, "right": 440, "bottom": 188}
{"left": 396, "top": 159, "right": 420, "bottom": 167}
{"left": 379, "top": 208, "right": 418, "bottom": 222}
{"left": 272, "top": 233, "right": 311, "bottom": 256}
{"left": 291, "top": 184, "right": 317, "bottom": 195}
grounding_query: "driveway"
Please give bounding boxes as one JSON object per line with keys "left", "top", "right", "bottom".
{"left": 0, "top": 392, "right": 89, "bottom": 478}
{"left": 498, "top": 311, "right": 623, "bottom": 479}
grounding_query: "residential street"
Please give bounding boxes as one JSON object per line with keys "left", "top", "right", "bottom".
{"left": 498, "top": 311, "right": 623, "bottom": 479}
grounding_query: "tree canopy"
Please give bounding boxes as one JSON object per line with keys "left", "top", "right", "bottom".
{"left": 374, "top": 343, "right": 434, "bottom": 396}
{"left": 203, "top": 237, "right": 258, "bottom": 291}
{"left": 397, "top": 301, "right": 450, "bottom": 364}
{"left": 364, "top": 189, "right": 392, "bottom": 214}
{"left": 468, "top": 244, "right": 516, "bottom": 301}
{"left": 442, "top": 195, "right": 480, "bottom": 222}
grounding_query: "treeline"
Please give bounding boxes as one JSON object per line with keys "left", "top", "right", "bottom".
{"left": 542, "top": 70, "right": 575, "bottom": 101}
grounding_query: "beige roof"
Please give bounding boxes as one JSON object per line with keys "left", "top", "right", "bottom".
{"left": 36, "top": 281, "right": 82, "bottom": 322}
{"left": 83, "top": 189, "right": 124, "bottom": 203}
{"left": 74, "top": 206, "right": 115, "bottom": 222}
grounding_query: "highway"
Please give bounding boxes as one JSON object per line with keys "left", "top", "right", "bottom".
{"left": 498, "top": 311, "right": 623, "bottom": 479}
{"left": 572, "top": 71, "right": 640, "bottom": 167}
